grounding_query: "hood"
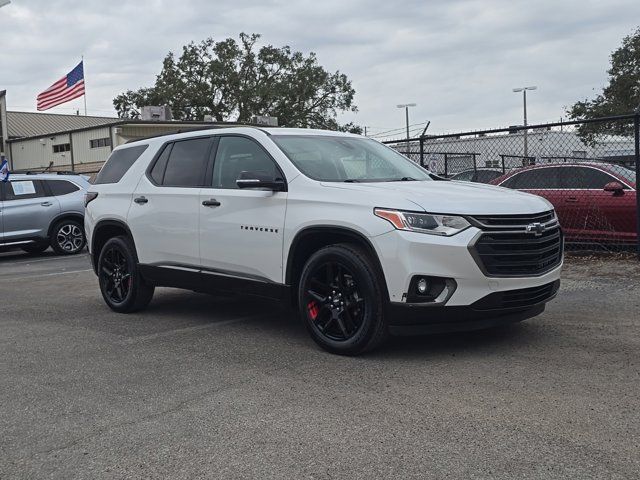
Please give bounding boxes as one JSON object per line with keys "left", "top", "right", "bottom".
{"left": 320, "top": 180, "right": 553, "bottom": 215}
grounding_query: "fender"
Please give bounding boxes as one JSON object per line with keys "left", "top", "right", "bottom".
{"left": 47, "top": 211, "right": 85, "bottom": 237}
{"left": 90, "top": 219, "right": 138, "bottom": 273}
{"left": 285, "top": 225, "right": 389, "bottom": 297}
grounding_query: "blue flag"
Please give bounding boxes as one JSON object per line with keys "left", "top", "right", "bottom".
{"left": 0, "top": 156, "right": 9, "bottom": 182}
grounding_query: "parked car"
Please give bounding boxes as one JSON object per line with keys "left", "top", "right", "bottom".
{"left": 450, "top": 168, "right": 503, "bottom": 184}
{"left": 0, "top": 173, "right": 90, "bottom": 254}
{"left": 491, "top": 162, "right": 637, "bottom": 244}
{"left": 86, "top": 128, "right": 562, "bottom": 355}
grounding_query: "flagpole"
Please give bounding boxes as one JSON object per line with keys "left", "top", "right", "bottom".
{"left": 82, "top": 55, "right": 87, "bottom": 116}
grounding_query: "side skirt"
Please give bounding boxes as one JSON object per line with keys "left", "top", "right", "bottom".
{"left": 138, "top": 264, "right": 291, "bottom": 302}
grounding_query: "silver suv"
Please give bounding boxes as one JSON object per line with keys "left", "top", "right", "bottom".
{"left": 0, "top": 173, "right": 90, "bottom": 255}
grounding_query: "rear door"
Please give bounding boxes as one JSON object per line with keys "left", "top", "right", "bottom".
{"left": 1, "top": 179, "right": 60, "bottom": 242}
{"left": 128, "top": 137, "right": 214, "bottom": 267}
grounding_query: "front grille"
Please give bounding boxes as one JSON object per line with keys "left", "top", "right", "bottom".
{"left": 469, "top": 211, "right": 563, "bottom": 277}
{"left": 472, "top": 210, "right": 556, "bottom": 229}
{"left": 472, "top": 280, "right": 560, "bottom": 311}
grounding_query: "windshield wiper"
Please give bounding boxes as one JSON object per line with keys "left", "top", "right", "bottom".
{"left": 343, "top": 179, "right": 360, "bottom": 183}
{"left": 389, "top": 176, "right": 417, "bottom": 182}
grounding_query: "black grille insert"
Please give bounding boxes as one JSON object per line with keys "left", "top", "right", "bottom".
{"left": 472, "top": 280, "right": 560, "bottom": 310}
{"left": 469, "top": 211, "right": 563, "bottom": 277}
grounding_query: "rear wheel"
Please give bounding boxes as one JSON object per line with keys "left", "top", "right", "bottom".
{"left": 51, "top": 219, "right": 86, "bottom": 255}
{"left": 98, "top": 236, "right": 154, "bottom": 313}
{"left": 298, "top": 243, "right": 388, "bottom": 355}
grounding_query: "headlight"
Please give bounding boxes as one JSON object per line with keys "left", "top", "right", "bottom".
{"left": 374, "top": 208, "right": 471, "bottom": 236}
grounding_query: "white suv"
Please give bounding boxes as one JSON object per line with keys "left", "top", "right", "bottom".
{"left": 85, "top": 127, "right": 562, "bottom": 355}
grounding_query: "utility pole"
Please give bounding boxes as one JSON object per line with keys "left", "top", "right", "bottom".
{"left": 397, "top": 103, "right": 416, "bottom": 151}
{"left": 513, "top": 86, "right": 537, "bottom": 159}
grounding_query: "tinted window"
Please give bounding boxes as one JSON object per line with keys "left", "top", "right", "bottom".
{"left": 476, "top": 170, "right": 502, "bottom": 183}
{"left": 162, "top": 138, "right": 212, "bottom": 187}
{"left": 5, "top": 180, "right": 46, "bottom": 200}
{"left": 452, "top": 170, "right": 474, "bottom": 181}
{"left": 561, "top": 167, "right": 620, "bottom": 189}
{"left": 149, "top": 143, "right": 173, "bottom": 185}
{"left": 501, "top": 167, "right": 562, "bottom": 189}
{"left": 212, "top": 136, "right": 281, "bottom": 189}
{"left": 95, "top": 145, "right": 148, "bottom": 184}
{"left": 46, "top": 179, "right": 80, "bottom": 196}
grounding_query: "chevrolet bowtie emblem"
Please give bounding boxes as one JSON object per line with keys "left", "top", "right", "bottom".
{"left": 525, "top": 222, "right": 545, "bottom": 236}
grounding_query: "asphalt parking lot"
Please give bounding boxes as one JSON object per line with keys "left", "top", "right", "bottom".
{"left": 1, "top": 250, "right": 639, "bottom": 479}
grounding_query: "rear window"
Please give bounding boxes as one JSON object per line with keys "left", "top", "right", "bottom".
{"left": 46, "top": 179, "right": 80, "bottom": 196}
{"left": 95, "top": 145, "right": 148, "bottom": 184}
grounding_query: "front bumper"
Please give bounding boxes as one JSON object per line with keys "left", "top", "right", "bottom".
{"left": 387, "top": 279, "right": 560, "bottom": 335}
{"left": 372, "top": 227, "right": 563, "bottom": 306}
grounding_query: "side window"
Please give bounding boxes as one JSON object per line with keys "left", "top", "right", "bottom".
{"left": 162, "top": 138, "right": 212, "bottom": 187}
{"left": 561, "top": 167, "right": 621, "bottom": 189}
{"left": 212, "top": 136, "right": 281, "bottom": 189}
{"left": 149, "top": 143, "right": 173, "bottom": 185}
{"left": 501, "top": 168, "right": 561, "bottom": 189}
{"left": 46, "top": 180, "right": 80, "bottom": 196}
{"left": 95, "top": 145, "right": 149, "bottom": 184}
{"left": 5, "top": 180, "right": 46, "bottom": 200}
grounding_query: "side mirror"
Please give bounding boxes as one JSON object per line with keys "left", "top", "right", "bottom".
{"left": 603, "top": 181, "right": 624, "bottom": 195}
{"left": 236, "top": 171, "right": 286, "bottom": 191}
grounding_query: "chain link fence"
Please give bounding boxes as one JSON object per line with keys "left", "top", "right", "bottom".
{"left": 384, "top": 114, "right": 640, "bottom": 254}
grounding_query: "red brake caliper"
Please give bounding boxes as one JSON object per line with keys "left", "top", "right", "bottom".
{"left": 307, "top": 300, "right": 319, "bottom": 321}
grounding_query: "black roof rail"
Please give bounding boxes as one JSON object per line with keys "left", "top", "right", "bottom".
{"left": 22, "top": 170, "right": 79, "bottom": 176}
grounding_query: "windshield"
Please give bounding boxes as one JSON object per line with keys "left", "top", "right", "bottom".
{"left": 271, "top": 135, "right": 432, "bottom": 182}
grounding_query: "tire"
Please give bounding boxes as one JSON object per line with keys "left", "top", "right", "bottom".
{"left": 97, "top": 236, "right": 154, "bottom": 313}
{"left": 50, "top": 219, "right": 86, "bottom": 255}
{"left": 21, "top": 244, "right": 49, "bottom": 254}
{"left": 298, "top": 243, "right": 388, "bottom": 355}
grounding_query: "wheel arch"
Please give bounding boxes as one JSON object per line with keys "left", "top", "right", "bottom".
{"left": 91, "top": 219, "right": 137, "bottom": 274}
{"left": 47, "top": 212, "right": 85, "bottom": 238}
{"left": 285, "top": 226, "right": 389, "bottom": 305}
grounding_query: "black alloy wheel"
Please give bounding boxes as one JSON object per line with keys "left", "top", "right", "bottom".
{"left": 100, "top": 245, "right": 133, "bottom": 305}
{"left": 97, "top": 236, "right": 154, "bottom": 313}
{"left": 304, "top": 261, "right": 365, "bottom": 341}
{"left": 298, "top": 244, "right": 388, "bottom": 355}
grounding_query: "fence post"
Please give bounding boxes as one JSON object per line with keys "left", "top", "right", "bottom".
{"left": 419, "top": 137, "right": 425, "bottom": 166}
{"left": 634, "top": 113, "right": 640, "bottom": 260}
{"left": 444, "top": 153, "right": 448, "bottom": 177}
{"left": 501, "top": 155, "right": 506, "bottom": 173}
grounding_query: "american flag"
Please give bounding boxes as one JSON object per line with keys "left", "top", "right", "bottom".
{"left": 37, "top": 61, "right": 85, "bottom": 111}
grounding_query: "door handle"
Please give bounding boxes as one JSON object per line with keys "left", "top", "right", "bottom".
{"left": 41, "top": 201, "right": 53, "bottom": 207}
{"left": 134, "top": 196, "right": 148, "bottom": 204}
{"left": 202, "top": 199, "right": 221, "bottom": 207}
{"left": 565, "top": 197, "right": 578, "bottom": 203}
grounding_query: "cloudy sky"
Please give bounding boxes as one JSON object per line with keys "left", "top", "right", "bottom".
{"left": 1, "top": 0, "right": 639, "bottom": 139}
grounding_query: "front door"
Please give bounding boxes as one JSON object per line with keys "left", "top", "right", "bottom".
{"left": 199, "top": 135, "right": 288, "bottom": 286}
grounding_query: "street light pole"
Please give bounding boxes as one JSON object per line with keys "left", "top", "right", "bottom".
{"left": 0, "top": 1, "right": 11, "bottom": 8}
{"left": 397, "top": 103, "right": 416, "bottom": 152}
{"left": 513, "top": 86, "right": 537, "bottom": 159}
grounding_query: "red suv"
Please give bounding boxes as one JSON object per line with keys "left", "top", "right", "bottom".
{"left": 491, "top": 163, "right": 637, "bottom": 245}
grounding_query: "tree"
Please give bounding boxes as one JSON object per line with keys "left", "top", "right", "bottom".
{"left": 114, "top": 33, "right": 359, "bottom": 131}
{"left": 567, "top": 27, "right": 640, "bottom": 144}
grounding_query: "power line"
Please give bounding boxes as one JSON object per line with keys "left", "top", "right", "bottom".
{"left": 368, "top": 121, "right": 430, "bottom": 138}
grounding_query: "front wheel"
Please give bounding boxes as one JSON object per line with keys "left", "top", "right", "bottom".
{"left": 98, "top": 236, "right": 154, "bottom": 313}
{"left": 298, "top": 244, "right": 388, "bottom": 355}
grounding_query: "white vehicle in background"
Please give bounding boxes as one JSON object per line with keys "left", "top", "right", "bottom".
{"left": 85, "top": 127, "right": 562, "bottom": 355}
